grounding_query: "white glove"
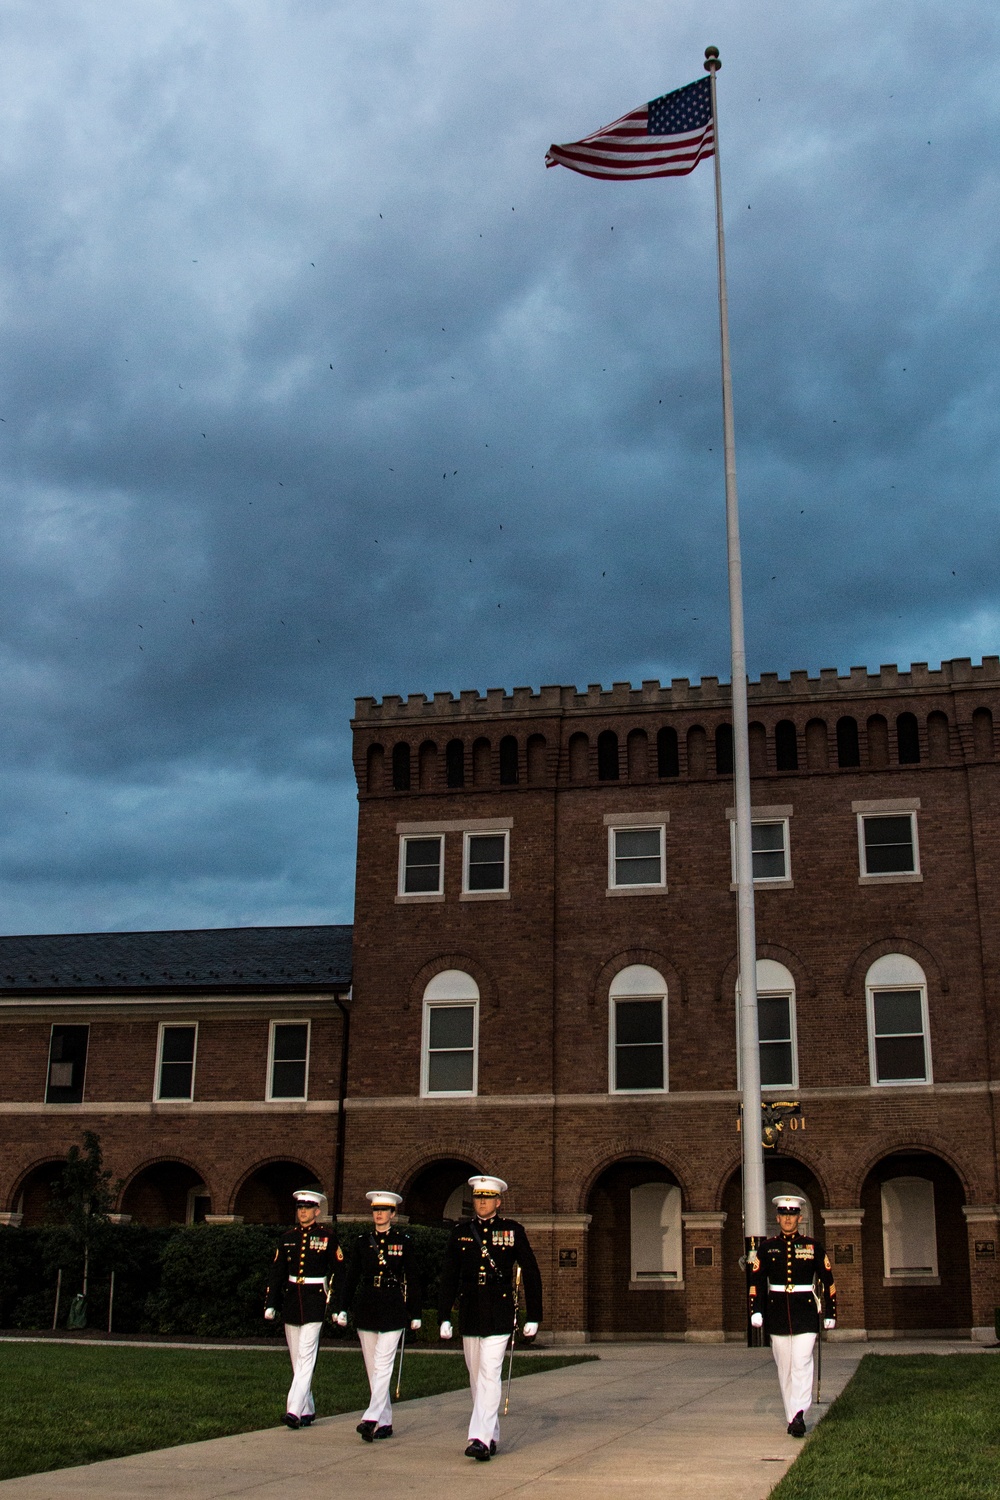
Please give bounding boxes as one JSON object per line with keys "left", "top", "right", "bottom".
{"left": 264, "top": 1307, "right": 277, "bottom": 1322}
{"left": 823, "top": 1318, "right": 836, "bottom": 1330}
{"left": 335, "top": 1311, "right": 348, "bottom": 1327}
{"left": 439, "top": 1320, "right": 453, "bottom": 1339}
{"left": 410, "top": 1319, "right": 422, "bottom": 1331}
{"left": 750, "top": 1312, "right": 763, "bottom": 1328}
{"left": 522, "top": 1322, "right": 538, "bottom": 1338}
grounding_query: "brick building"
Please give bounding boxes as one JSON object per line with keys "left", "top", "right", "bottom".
{"left": 0, "top": 926, "right": 351, "bottom": 1229}
{"left": 347, "top": 656, "right": 1000, "bottom": 1343}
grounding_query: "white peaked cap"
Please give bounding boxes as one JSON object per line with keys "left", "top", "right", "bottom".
{"left": 366, "top": 1190, "right": 403, "bottom": 1208}
{"left": 772, "top": 1194, "right": 807, "bottom": 1211}
{"left": 469, "top": 1175, "right": 508, "bottom": 1195}
{"left": 293, "top": 1189, "right": 324, "bottom": 1206}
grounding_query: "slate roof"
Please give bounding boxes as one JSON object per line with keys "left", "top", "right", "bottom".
{"left": 0, "top": 925, "right": 352, "bottom": 994}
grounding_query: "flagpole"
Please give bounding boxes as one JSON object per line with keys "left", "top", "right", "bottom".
{"left": 703, "top": 47, "right": 768, "bottom": 1286}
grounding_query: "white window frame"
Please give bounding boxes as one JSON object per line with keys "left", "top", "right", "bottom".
{"left": 421, "top": 971, "right": 480, "bottom": 1098}
{"left": 397, "top": 833, "right": 445, "bottom": 899}
{"left": 727, "top": 804, "right": 793, "bottom": 889}
{"left": 736, "top": 960, "right": 798, "bottom": 1093}
{"left": 881, "top": 1176, "right": 939, "bottom": 1283}
{"left": 629, "top": 1182, "right": 684, "bottom": 1287}
{"left": 609, "top": 965, "right": 669, "bottom": 1095}
{"left": 865, "top": 954, "right": 932, "bottom": 1087}
{"left": 154, "top": 1021, "right": 199, "bottom": 1102}
{"left": 606, "top": 816, "right": 668, "bottom": 894}
{"left": 462, "top": 828, "right": 509, "bottom": 897}
{"left": 854, "top": 800, "right": 922, "bottom": 884}
{"left": 266, "top": 1019, "right": 311, "bottom": 1102}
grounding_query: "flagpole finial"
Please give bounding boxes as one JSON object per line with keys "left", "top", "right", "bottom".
{"left": 704, "top": 45, "right": 721, "bottom": 73}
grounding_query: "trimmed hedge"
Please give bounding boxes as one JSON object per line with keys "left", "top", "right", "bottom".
{"left": 0, "top": 1223, "right": 451, "bottom": 1340}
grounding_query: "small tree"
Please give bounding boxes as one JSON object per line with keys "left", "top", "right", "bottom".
{"left": 47, "top": 1131, "right": 121, "bottom": 1302}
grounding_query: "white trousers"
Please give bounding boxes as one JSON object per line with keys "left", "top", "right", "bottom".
{"left": 463, "top": 1333, "right": 510, "bottom": 1447}
{"left": 284, "top": 1321, "right": 322, "bottom": 1417}
{"left": 358, "top": 1328, "right": 403, "bottom": 1427}
{"left": 770, "top": 1332, "right": 816, "bottom": 1423}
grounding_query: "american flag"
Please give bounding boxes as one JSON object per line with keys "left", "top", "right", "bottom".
{"left": 545, "top": 76, "right": 714, "bottom": 181}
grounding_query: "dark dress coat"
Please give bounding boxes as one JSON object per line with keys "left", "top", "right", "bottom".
{"left": 438, "top": 1214, "right": 543, "bottom": 1338}
{"left": 265, "top": 1222, "right": 343, "bottom": 1327}
{"left": 343, "top": 1227, "right": 422, "bottom": 1332}
{"left": 747, "top": 1232, "right": 836, "bottom": 1336}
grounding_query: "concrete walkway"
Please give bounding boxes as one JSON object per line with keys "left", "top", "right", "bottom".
{"left": 0, "top": 1338, "right": 984, "bottom": 1499}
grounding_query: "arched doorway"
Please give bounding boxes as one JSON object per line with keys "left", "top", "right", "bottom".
{"left": 13, "top": 1161, "right": 66, "bottom": 1226}
{"left": 586, "top": 1159, "right": 684, "bottom": 1339}
{"left": 234, "top": 1161, "right": 321, "bottom": 1224}
{"left": 404, "top": 1158, "right": 480, "bottom": 1226}
{"left": 721, "top": 1155, "right": 826, "bottom": 1334}
{"left": 122, "top": 1162, "right": 210, "bottom": 1226}
{"left": 861, "top": 1151, "right": 971, "bottom": 1333}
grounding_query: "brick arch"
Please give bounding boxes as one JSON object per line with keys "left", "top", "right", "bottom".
{"left": 404, "top": 952, "right": 499, "bottom": 1011}
{"left": 7, "top": 1154, "right": 67, "bottom": 1212}
{"left": 847, "top": 1137, "right": 977, "bottom": 1205}
{"left": 716, "top": 940, "right": 816, "bottom": 1003}
{"left": 573, "top": 1140, "right": 692, "bottom": 1212}
{"left": 590, "top": 949, "right": 686, "bottom": 1008}
{"left": 842, "top": 936, "right": 949, "bottom": 997}
{"left": 398, "top": 1144, "right": 489, "bottom": 1193}
{"left": 709, "top": 1143, "right": 832, "bottom": 1214}
{"left": 119, "top": 1153, "right": 211, "bottom": 1197}
{"left": 227, "top": 1155, "right": 325, "bottom": 1213}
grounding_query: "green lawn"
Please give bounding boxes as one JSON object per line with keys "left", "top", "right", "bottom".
{"left": 771, "top": 1354, "right": 1000, "bottom": 1500}
{"left": 0, "top": 1343, "right": 593, "bottom": 1481}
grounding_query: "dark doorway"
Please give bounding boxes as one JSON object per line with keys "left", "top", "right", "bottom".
{"left": 122, "top": 1161, "right": 210, "bottom": 1226}
{"left": 861, "top": 1152, "right": 971, "bottom": 1333}
{"left": 405, "top": 1158, "right": 480, "bottom": 1227}
{"left": 233, "top": 1161, "right": 320, "bottom": 1224}
{"left": 586, "top": 1159, "right": 684, "bottom": 1339}
{"left": 721, "top": 1155, "right": 826, "bottom": 1334}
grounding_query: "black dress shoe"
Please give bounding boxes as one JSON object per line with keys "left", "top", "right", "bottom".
{"left": 374, "top": 1425, "right": 393, "bottom": 1439}
{"left": 465, "top": 1440, "right": 491, "bottom": 1461}
{"left": 281, "top": 1413, "right": 301, "bottom": 1430}
{"left": 490, "top": 1440, "right": 497, "bottom": 1455}
{"left": 787, "top": 1411, "right": 806, "bottom": 1438}
{"left": 299, "top": 1415, "right": 315, "bottom": 1427}
{"left": 357, "top": 1420, "right": 377, "bottom": 1442}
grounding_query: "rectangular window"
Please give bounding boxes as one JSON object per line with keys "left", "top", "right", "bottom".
{"left": 399, "top": 835, "right": 444, "bottom": 895}
{"left": 730, "top": 818, "right": 790, "bottom": 883}
{"left": 268, "top": 1021, "right": 310, "bottom": 1100}
{"left": 881, "top": 1177, "right": 938, "bottom": 1278}
{"left": 613, "top": 999, "right": 665, "bottom": 1091}
{"left": 156, "top": 1023, "right": 198, "bottom": 1100}
{"left": 871, "top": 989, "right": 928, "bottom": 1083}
{"left": 423, "top": 1003, "right": 477, "bottom": 1095}
{"left": 758, "top": 995, "right": 795, "bottom": 1088}
{"left": 46, "top": 1025, "right": 89, "bottom": 1104}
{"left": 609, "top": 826, "right": 665, "bottom": 889}
{"left": 464, "top": 831, "right": 508, "bottom": 893}
{"left": 860, "top": 814, "right": 917, "bottom": 875}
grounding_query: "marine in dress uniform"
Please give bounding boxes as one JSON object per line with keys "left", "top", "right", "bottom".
{"left": 336, "top": 1190, "right": 422, "bottom": 1443}
{"left": 437, "top": 1175, "right": 542, "bottom": 1462}
{"left": 748, "top": 1194, "right": 837, "bottom": 1437}
{"left": 264, "top": 1188, "right": 343, "bottom": 1428}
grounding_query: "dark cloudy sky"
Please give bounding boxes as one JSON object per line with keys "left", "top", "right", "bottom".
{"left": 0, "top": 1, "right": 997, "bottom": 935}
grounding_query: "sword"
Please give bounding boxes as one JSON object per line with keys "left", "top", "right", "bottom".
{"left": 502, "top": 1267, "right": 522, "bottom": 1417}
{"left": 394, "top": 1327, "right": 406, "bottom": 1399}
{"left": 812, "top": 1282, "right": 823, "bottom": 1404}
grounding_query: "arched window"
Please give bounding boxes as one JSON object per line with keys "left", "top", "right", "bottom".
{"left": 630, "top": 1182, "right": 682, "bottom": 1283}
{"left": 774, "top": 720, "right": 798, "bottom": 771}
{"left": 687, "top": 725, "right": 707, "bottom": 777}
{"left": 499, "top": 735, "right": 519, "bottom": 785}
{"left": 445, "top": 739, "right": 465, "bottom": 788}
{"left": 418, "top": 740, "right": 438, "bottom": 790}
{"left": 881, "top": 1176, "right": 938, "bottom": 1279}
{"left": 866, "top": 714, "right": 889, "bottom": 768}
{"left": 391, "top": 742, "right": 411, "bottom": 792}
{"left": 736, "top": 959, "right": 797, "bottom": 1091}
{"left": 422, "top": 971, "right": 479, "bottom": 1097}
{"left": 657, "top": 726, "right": 679, "bottom": 778}
{"left": 609, "top": 965, "right": 668, "bottom": 1093}
{"left": 927, "top": 711, "right": 949, "bottom": 764}
{"left": 715, "top": 723, "right": 734, "bottom": 775}
{"left": 866, "top": 954, "right": 931, "bottom": 1085}
{"left": 897, "top": 712, "right": 920, "bottom": 764}
{"left": 568, "top": 732, "right": 589, "bottom": 782}
{"left": 805, "top": 718, "right": 828, "bottom": 770}
{"left": 973, "top": 707, "right": 994, "bottom": 760}
{"left": 597, "top": 730, "right": 620, "bottom": 781}
{"left": 366, "top": 743, "right": 384, "bottom": 793}
{"left": 527, "top": 734, "right": 547, "bottom": 784}
{"left": 749, "top": 722, "right": 767, "bottom": 776}
{"left": 472, "top": 737, "right": 491, "bottom": 787}
{"left": 626, "top": 729, "right": 648, "bottom": 781}
{"left": 836, "top": 716, "right": 860, "bottom": 767}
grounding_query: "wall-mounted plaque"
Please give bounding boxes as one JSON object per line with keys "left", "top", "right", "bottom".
{"left": 558, "top": 1247, "right": 578, "bottom": 1268}
{"left": 834, "top": 1244, "right": 854, "bottom": 1264}
{"left": 693, "top": 1246, "right": 714, "bottom": 1268}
